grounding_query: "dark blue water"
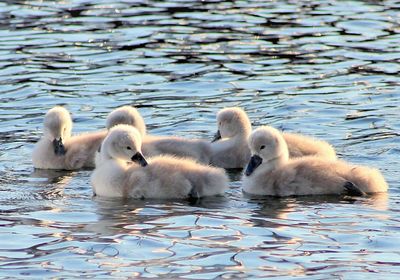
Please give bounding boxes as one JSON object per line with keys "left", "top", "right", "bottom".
{"left": 0, "top": 0, "right": 399, "bottom": 278}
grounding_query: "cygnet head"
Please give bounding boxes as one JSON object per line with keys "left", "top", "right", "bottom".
{"left": 43, "top": 106, "right": 72, "bottom": 156}
{"left": 212, "top": 107, "right": 252, "bottom": 142}
{"left": 106, "top": 106, "right": 146, "bottom": 137}
{"left": 245, "top": 126, "right": 289, "bottom": 176}
{"left": 101, "top": 124, "right": 148, "bottom": 166}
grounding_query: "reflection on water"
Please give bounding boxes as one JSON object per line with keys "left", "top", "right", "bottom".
{"left": 0, "top": 0, "right": 399, "bottom": 278}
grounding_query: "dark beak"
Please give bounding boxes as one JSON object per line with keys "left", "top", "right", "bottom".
{"left": 245, "top": 154, "right": 263, "bottom": 176}
{"left": 211, "top": 130, "right": 221, "bottom": 143}
{"left": 131, "top": 152, "right": 148, "bottom": 167}
{"left": 53, "top": 138, "right": 66, "bottom": 156}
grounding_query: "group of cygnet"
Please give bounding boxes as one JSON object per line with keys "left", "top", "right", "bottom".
{"left": 32, "top": 105, "right": 388, "bottom": 199}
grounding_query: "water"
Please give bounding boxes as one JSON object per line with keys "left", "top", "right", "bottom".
{"left": 0, "top": 0, "right": 399, "bottom": 278}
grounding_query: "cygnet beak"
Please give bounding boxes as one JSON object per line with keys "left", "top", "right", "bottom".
{"left": 245, "top": 154, "right": 263, "bottom": 176}
{"left": 53, "top": 138, "right": 66, "bottom": 156}
{"left": 211, "top": 130, "right": 221, "bottom": 143}
{"left": 131, "top": 152, "right": 148, "bottom": 167}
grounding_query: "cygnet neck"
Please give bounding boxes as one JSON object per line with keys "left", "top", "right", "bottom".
{"left": 231, "top": 126, "right": 251, "bottom": 142}
{"left": 268, "top": 155, "right": 286, "bottom": 169}
{"left": 105, "top": 154, "right": 128, "bottom": 166}
{"left": 261, "top": 148, "right": 289, "bottom": 172}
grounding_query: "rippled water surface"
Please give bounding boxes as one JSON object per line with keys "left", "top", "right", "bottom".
{"left": 1, "top": 0, "right": 399, "bottom": 278}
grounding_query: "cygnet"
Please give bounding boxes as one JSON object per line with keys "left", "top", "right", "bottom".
{"left": 210, "top": 107, "right": 252, "bottom": 168}
{"left": 32, "top": 106, "right": 107, "bottom": 170}
{"left": 210, "top": 107, "right": 337, "bottom": 168}
{"left": 242, "top": 126, "right": 388, "bottom": 197}
{"left": 95, "top": 105, "right": 147, "bottom": 166}
{"left": 91, "top": 125, "right": 228, "bottom": 199}
{"left": 99, "top": 106, "right": 211, "bottom": 164}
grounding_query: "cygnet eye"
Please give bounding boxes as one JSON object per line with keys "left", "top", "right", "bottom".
{"left": 260, "top": 145, "right": 266, "bottom": 150}
{"left": 126, "top": 146, "right": 132, "bottom": 150}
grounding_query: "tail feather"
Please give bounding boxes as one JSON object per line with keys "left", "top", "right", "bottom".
{"left": 195, "top": 168, "right": 228, "bottom": 197}
{"left": 346, "top": 166, "right": 388, "bottom": 193}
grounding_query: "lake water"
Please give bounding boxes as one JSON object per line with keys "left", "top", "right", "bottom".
{"left": 0, "top": 0, "right": 399, "bottom": 278}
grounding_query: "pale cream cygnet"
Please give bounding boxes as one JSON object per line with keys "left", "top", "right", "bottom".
{"left": 32, "top": 106, "right": 107, "bottom": 170}
{"left": 98, "top": 106, "right": 211, "bottom": 164}
{"left": 210, "top": 107, "right": 337, "bottom": 169}
{"left": 91, "top": 125, "right": 228, "bottom": 199}
{"left": 95, "top": 105, "right": 147, "bottom": 166}
{"left": 242, "top": 126, "right": 388, "bottom": 197}
{"left": 210, "top": 107, "right": 252, "bottom": 169}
